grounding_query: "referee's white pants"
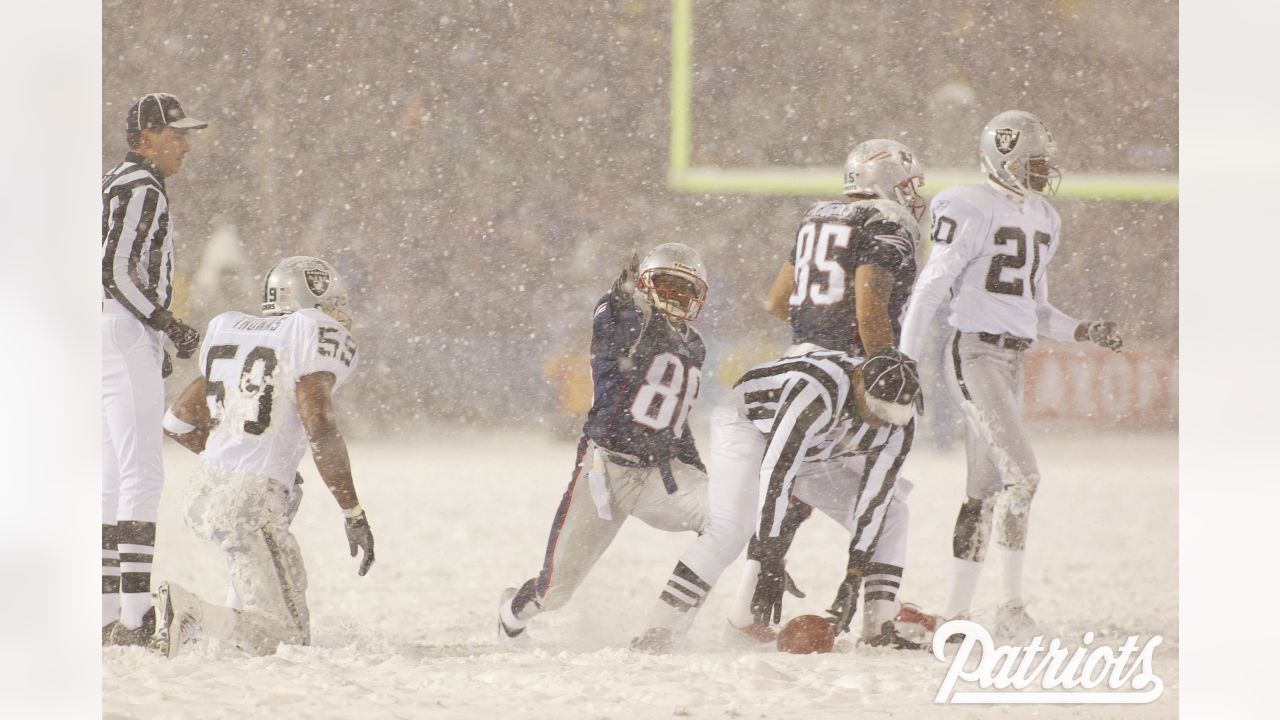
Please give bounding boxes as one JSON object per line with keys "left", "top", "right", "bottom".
{"left": 181, "top": 461, "right": 309, "bottom": 655}
{"left": 101, "top": 306, "right": 166, "bottom": 524}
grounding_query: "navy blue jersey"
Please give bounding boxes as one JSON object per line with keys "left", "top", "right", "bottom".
{"left": 786, "top": 198, "right": 919, "bottom": 354}
{"left": 583, "top": 288, "right": 706, "bottom": 468}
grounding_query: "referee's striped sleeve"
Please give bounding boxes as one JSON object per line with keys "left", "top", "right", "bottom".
{"left": 757, "top": 376, "right": 831, "bottom": 539}
{"left": 102, "top": 184, "right": 164, "bottom": 325}
{"left": 847, "top": 422, "right": 913, "bottom": 555}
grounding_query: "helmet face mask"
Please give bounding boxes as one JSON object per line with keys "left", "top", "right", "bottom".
{"left": 262, "top": 256, "right": 354, "bottom": 330}
{"left": 843, "top": 139, "right": 926, "bottom": 221}
{"left": 635, "top": 243, "right": 709, "bottom": 322}
{"left": 980, "top": 110, "right": 1061, "bottom": 197}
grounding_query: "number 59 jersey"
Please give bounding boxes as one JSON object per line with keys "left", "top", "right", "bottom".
{"left": 197, "top": 308, "right": 358, "bottom": 486}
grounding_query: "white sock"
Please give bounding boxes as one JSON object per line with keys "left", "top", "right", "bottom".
{"left": 943, "top": 557, "right": 983, "bottom": 618}
{"left": 999, "top": 548, "right": 1025, "bottom": 605}
{"left": 726, "top": 559, "right": 761, "bottom": 628}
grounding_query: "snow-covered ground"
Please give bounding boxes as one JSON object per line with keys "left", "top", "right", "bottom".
{"left": 103, "top": 429, "right": 1177, "bottom": 719}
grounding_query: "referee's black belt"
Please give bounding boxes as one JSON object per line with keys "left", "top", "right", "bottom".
{"left": 976, "top": 332, "right": 1033, "bottom": 351}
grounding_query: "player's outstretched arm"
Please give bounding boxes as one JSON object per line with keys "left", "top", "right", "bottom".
{"left": 297, "top": 370, "right": 375, "bottom": 576}
{"left": 163, "top": 375, "right": 211, "bottom": 454}
{"left": 763, "top": 261, "right": 795, "bottom": 322}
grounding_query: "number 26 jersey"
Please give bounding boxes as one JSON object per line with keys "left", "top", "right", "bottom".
{"left": 198, "top": 307, "right": 358, "bottom": 486}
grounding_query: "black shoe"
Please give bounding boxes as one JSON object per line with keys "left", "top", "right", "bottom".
{"left": 865, "top": 620, "right": 924, "bottom": 650}
{"left": 630, "top": 627, "right": 673, "bottom": 654}
{"left": 108, "top": 608, "right": 157, "bottom": 648}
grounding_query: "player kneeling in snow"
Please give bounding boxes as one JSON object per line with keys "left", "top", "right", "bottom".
{"left": 156, "top": 256, "right": 374, "bottom": 657}
{"left": 633, "top": 345, "right": 921, "bottom": 652}
{"left": 498, "top": 244, "right": 711, "bottom": 644}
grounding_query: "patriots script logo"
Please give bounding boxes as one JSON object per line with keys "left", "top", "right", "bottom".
{"left": 874, "top": 234, "right": 914, "bottom": 260}
{"left": 994, "top": 128, "right": 1020, "bottom": 155}
{"left": 304, "top": 268, "right": 331, "bottom": 296}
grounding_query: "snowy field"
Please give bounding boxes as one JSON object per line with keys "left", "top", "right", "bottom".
{"left": 103, "top": 429, "right": 1177, "bottom": 719}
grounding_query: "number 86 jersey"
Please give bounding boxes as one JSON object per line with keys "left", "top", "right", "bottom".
{"left": 198, "top": 307, "right": 358, "bottom": 486}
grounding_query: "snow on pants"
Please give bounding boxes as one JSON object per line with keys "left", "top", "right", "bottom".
{"left": 183, "top": 460, "right": 309, "bottom": 655}
{"left": 943, "top": 330, "right": 1041, "bottom": 552}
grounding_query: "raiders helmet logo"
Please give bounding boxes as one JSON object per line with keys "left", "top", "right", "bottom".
{"left": 994, "top": 127, "right": 1020, "bottom": 155}
{"left": 304, "top": 268, "right": 331, "bottom": 296}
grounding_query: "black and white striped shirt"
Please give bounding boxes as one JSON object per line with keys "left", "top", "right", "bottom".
{"left": 101, "top": 153, "right": 175, "bottom": 326}
{"left": 734, "top": 348, "right": 913, "bottom": 554}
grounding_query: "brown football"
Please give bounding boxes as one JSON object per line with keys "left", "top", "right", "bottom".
{"left": 776, "top": 614, "right": 836, "bottom": 654}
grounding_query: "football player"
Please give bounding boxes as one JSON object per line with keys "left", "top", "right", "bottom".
{"left": 898, "top": 111, "right": 1123, "bottom": 637}
{"left": 633, "top": 345, "right": 923, "bottom": 652}
{"left": 153, "top": 256, "right": 375, "bottom": 656}
{"left": 497, "top": 244, "right": 712, "bottom": 645}
{"left": 727, "top": 140, "right": 926, "bottom": 644}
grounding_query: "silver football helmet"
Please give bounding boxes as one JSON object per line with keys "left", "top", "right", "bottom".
{"left": 979, "top": 110, "right": 1061, "bottom": 196}
{"left": 636, "top": 242, "right": 709, "bottom": 321}
{"left": 262, "top": 256, "right": 353, "bottom": 329}
{"left": 843, "top": 139, "right": 926, "bottom": 220}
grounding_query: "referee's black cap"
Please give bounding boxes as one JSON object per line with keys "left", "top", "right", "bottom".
{"left": 126, "top": 93, "right": 208, "bottom": 133}
{"left": 860, "top": 348, "right": 924, "bottom": 424}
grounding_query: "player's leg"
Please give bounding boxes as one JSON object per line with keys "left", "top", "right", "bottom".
{"left": 992, "top": 356, "right": 1038, "bottom": 634}
{"left": 860, "top": 479, "right": 911, "bottom": 642}
{"left": 639, "top": 404, "right": 764, "bottom": 646}
{"left": 173, "top": 463, "right": 308, "bottom": 655}
{"left": 944, "top": 334, "right": 1041, "bottom": 616}
{"left": 102, "top": 315, "right": 165, "bottom": 641}
{"left": 502, "top": 438, "right": 628, "bottom": 637}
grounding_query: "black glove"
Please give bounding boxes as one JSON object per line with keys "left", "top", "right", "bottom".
{"left": 612, "top": 252, "right": 641, "bottom": 302}
{"left": 161, "top": 313, "right": 200, "bottom": 358}
{"left": 749, "top": 537, "right": 805, "bottom": 625}
{"left": 161, "top": 350, "right": 173, "bottom": 378}
{"left": 1086, "top": 320, "right": 1123, "bottom": 352}
{"left": 826, "top": 570, "right": 863, "bottom": 635}
{"left": 343, "top": 508, "right": 375, "bottom": 576}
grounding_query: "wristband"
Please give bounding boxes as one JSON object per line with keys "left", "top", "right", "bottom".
{"left": 163, "top": 409, "right": 197, "bottom": 435}
{"left": 342, "top": 504, "right": 363, "bottom": 518}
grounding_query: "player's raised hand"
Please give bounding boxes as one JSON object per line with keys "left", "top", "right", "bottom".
{"left": 612, "top": 251, "right": 640, "bottom": 301}
{"left": 1086, "top": 320, "right": 1123, "bottom": 352}
{"left": 343, "top": 508, "right": 375, "bottom": 576}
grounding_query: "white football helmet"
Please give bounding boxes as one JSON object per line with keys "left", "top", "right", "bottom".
{"left": 262, "top": 256, "right": 353, "bottom": 329}
{"left": 636, "top": 243, "right": 709, "bottom": 321}
{"left": 843, "top": 139, "right": 926, "bottom": 220}
{"left": 979, "top": 110, "right": 1061, "bottom": 196}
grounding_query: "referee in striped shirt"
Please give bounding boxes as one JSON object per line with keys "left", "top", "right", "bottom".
{"left": 101, "top": 93, "right": 206, "bottom": 646}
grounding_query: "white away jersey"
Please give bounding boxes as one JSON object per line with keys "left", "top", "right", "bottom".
{"left": 198, "top": 308, "right": 358, "bottom": 485}
{"left": 900, "top": 183, "right": 1068, "bottom": 359}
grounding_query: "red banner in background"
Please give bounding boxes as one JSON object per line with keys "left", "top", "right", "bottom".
{"left": 1023, "top": 342, "right": 1178, "bottom": 429}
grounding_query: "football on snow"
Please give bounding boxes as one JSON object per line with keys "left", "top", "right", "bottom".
{"left": 776, "top": 615, "right": 836, "bottom": 654}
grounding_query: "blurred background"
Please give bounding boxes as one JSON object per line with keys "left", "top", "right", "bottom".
{"left": 102, "top": 0, "right": 1177, "bottom": 445}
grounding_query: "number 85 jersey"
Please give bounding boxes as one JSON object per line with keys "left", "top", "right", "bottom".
{"left": 198, "top": 307, "right": 358, "bottom": 485}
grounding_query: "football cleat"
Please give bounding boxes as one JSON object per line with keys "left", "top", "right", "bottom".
{"left": 107, "top": 608, "right": 157, "bottom": 648}
{"left": 497, "top": 587, "right": 530, "bottom": 647}
{"left": 995, "top": 600, "right": 1038, "bottom": 639}
{"left": 630, "top": 627, "right": 673, "bottom": 654}
{"left": 863, "top": 620, "right": 925, "bottom": 651}
{"left": 723, "top": 620, "right": 777, "bottom": 645}
{"left": 155, "top": 581, "right": 202, "bottom": 658}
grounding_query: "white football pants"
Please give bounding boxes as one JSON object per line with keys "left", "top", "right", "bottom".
{"left": 943, "top": 331, "right": 1041, "bottom": 553}
{"left": 181, "top": 461, "right": 309, "bottom": 655}
{"left": 508, "top": 436, "right": 708, "bottom": 623}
